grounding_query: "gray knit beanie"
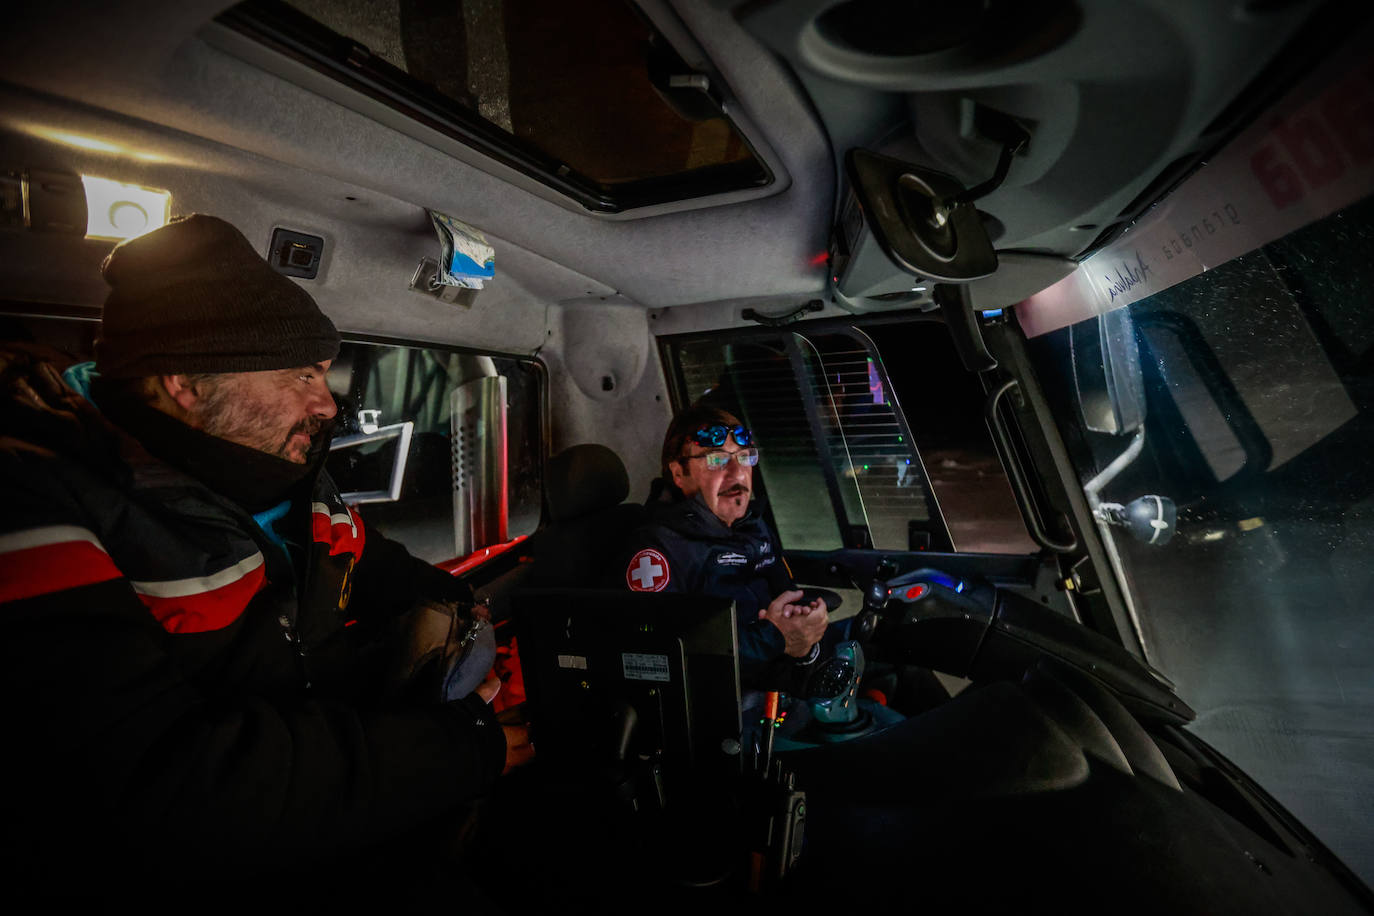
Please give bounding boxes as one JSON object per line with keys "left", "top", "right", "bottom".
{"left": 95, "top": 214, "right": 340, "bottom": 378}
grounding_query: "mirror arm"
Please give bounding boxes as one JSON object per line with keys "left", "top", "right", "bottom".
{"left": 1083, "top": 427, "right": 1147, "bottom": 504}
{"left": 1082, "top": 427, "right": 1155, "bottom": 662}
{"left": 950, "top": 128, "right": 1030, "bottom": 206}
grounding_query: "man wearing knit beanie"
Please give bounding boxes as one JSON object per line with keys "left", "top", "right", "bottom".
{"left": 94, "top": 213, "right": 343, "bottom": 464}
{"left": 0, "top": 214, "right": 529, "bottom": 894}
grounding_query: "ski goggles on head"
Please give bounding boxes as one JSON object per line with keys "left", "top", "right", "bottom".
{"left": 691, "top": 424, "right": 752, "bottom": 448}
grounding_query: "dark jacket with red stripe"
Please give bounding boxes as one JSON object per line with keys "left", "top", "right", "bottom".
{"left": 618, "top": 488, "right": 823, "bottom": 692}
{"left": 0, "top": 345, "right": 506, "bottom": 888}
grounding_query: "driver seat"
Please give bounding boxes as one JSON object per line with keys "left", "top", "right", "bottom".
{"left": 519, "top": 443, "right": 647, "bottom": 588}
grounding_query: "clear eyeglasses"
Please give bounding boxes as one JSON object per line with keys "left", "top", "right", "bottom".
{"left": 683, "top": 447, "right": 759, "bottom": 469}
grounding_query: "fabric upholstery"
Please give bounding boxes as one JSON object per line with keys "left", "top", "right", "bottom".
{"left": 544, "top": 443, "right": 630, "bottom": 524}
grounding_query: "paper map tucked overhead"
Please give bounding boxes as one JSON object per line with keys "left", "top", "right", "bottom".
{"left": 428, "top": 209, "right": 496, "bottom": 289}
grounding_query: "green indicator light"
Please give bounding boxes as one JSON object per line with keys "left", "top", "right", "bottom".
{"left": 863, "top": 464, "right": 869, "bottom": 471}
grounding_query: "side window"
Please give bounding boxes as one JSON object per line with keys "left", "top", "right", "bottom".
{"left": 0, "top": 315, "right": 543, "bottom": 566}
{"left": 668, "top": 324, "right": 1033, "bottom": 554}
{"left": 326, "top": 341, "right": 543, "bottom": 563}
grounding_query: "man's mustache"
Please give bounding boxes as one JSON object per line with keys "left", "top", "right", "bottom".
{"left": 720, "top": 483, "right": 750, "bottom": 498}
{"left": 288, "top": 416, "right": 329, "bottom": 444}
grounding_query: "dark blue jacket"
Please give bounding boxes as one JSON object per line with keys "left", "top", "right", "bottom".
{"left": 617, "top": 489, "right": 820, "bottom": 691}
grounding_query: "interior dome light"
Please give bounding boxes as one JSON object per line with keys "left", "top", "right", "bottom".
{"left": 81, "top": 175, "right": 170, "bottom": 240}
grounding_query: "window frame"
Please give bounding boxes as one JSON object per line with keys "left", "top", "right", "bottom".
{"left": 659, "top": 314, "right": 972, "bottom": 554}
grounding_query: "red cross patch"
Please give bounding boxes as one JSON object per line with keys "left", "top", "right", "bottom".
{"left": 626, "top": 548, "right": 670, "bottom": 592}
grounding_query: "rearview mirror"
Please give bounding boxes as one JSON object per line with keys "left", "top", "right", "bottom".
{"left": 1072, "top": 307, "right": 1146, "bottom": 435}
{"left": 840, "top": 149, "right": 998, "bottom": 286}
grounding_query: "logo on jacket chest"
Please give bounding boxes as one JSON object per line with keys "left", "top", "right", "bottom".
{"left": 715, "top": 551, "right": 749, "bottom": 567}
{"left": 627, "top": 548, "right": 670, "bottom": 592}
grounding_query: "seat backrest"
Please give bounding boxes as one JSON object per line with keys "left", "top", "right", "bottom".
{"left": 544, "top": 443, "right": 630, "bottom": 525}
{"left": 520, "top": 443, "right": 647, "bottom": 588}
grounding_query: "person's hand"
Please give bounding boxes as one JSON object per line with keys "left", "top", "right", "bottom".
{"left": 501, "top": 724, "right": 535, "bottom": 774}
{"left": 469, "top": 603, "right": 491, "bottom": 622}
{"left": 759, "top": 589, "right": 828, "bottom": 658}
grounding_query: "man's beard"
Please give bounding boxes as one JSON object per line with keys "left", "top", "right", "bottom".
{"left": 194, "top": 377, "right": 325, "bottom": 463}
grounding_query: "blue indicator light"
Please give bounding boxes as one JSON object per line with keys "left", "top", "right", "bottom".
{"left": 981, "top": 308, "right": 1004, "bottom": 318}
{"left": 925, "top": 572, "right": 961, "bottom": 591}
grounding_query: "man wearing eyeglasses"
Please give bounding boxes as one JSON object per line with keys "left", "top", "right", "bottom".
{"left": 620, "top": 403, "right": 831, "bottom": 691}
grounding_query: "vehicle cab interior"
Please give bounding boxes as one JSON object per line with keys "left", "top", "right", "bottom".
{"left": 2, "top": 0, "right": 1372, "bottom": 910}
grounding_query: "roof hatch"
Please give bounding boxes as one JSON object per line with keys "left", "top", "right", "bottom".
{"left": 218, "top": 0, "right": 772, "bottom": 213}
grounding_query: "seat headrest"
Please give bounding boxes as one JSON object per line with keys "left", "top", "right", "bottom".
{"left": 545, "top": 443, "right": 630, "bottom": 523}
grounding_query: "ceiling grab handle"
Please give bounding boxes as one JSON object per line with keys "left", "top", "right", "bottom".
{"left": 984, "top": 378, "right": 1077, "bottom": 553}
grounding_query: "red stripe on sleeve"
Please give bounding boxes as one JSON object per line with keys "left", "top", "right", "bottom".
{"left": 310, "top": 511, "right": 330, "bottom": 544}
{"left": 311, "top": 507, "right": 366, "bottom": 561}
{"left": 348, "top": 507, "right": 366, "bottom": 556}
{"left": 138, "top": 562, "right": 267, "bottom": 634}
{"left": 0, "top": 541, "right": 123, "bottom": 603}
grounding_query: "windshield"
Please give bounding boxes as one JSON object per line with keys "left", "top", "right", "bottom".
{"left": 1024, "top": 193, "right": 1374, "bottom": 883}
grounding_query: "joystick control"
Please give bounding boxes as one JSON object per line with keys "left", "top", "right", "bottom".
{"left": 808, "top": 640, "right": 866, "bottom": 727}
